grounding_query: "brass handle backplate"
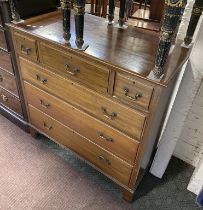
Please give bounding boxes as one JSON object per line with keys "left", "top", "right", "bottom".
{"left": 67, "top": 67, "right": 80, "bottom": 76}
{"left": 36, "top": 75, "right": 47, "bottom": 84}
{"left": 98, "top": 132, "right": 113, "bottom": 142}
{"left": 21, "top": 45, "right": 31, "bottom": 55}
{"left": 0, "top": 74, "right": 3, "bottom": 82}
{"left": 1, "top": 94, "right": 8, "bottom": 102}
{"left": 40, "top": 99, "right": 50, "bottom": 109}
{"left": 101, "top": 107, "right": 117, "bottom": 120}
{"left": 123, "top": 87, "right": 142, "bottom": 101}
{"left": 97, "top": 155, "right": 111, "bottom": 165}
{"left": 43, "top": 122, "right": 53, "bottom": 130}
{"left": 64, "top": 63, "right": 80, "bottom": 76}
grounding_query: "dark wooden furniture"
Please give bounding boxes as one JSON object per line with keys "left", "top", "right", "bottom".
{"left": 0, "top": 0, "right": 61, "bottom": 130}
{"left": 149, "top": 0, "right": 165, "bottom": 22}
{"left": 90, "top": 0, "right": 108, "bottom": 17}
{"left": 8, "top": 8, "right": 190, "bottom": 201}
{"left": 0, "top": 0, "right": 28, "bottom": 130}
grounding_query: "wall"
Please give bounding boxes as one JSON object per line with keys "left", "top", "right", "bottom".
{"left": 174, "top": 81, "right": 203, "bottom": 167}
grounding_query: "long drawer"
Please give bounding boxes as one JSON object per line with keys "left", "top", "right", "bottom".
{"left": 0, "top": 50, "right": 13, "bottom": 74}
{"left": 0, "top": 87, "right": 22, "bottom": 116}
{"left": 29, "top": 105, "right": 134, "bottom": 186}
{"left": 24, "top": 81, "right": 139, "bottom": 164}
{"left": 0, "top": 28, "right": 8, "bottom": 50}
{"left": 39, "top": 42, "right": 109, "bottom": 93}
{"left": 0, "top": 68, "right": 18, "bottom": 96}
{"left": 20, "top": 57, "right": 146, "bottom": 140}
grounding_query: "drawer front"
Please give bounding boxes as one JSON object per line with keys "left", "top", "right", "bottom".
{"left": 29, "top": 105, "right": 133, "bottom": 186}
{"left": 0, "top": 87, "right": 22, "bottom": 116}
{"left": 114, "top": 74, "right": 154, "bottom": 110}
{"left": 24, "top": 82, "right": 139, "bottom": 164}
{"left": 0, "top": 68, "right": 18, "bottom": 96}
{"left": 20, "top": 58, "right": 146, "bottom": 140}
{"left": 0, "top": 50, "right": 13, "bottom": 73}
{"left": 39, "top": 43, "right": 109, "bottom": 93}
{"left": 0, "top": 28, "right": 8, "bottom": 50}
{"left": 14, "top": 32, "right": 38, "bottom": 61}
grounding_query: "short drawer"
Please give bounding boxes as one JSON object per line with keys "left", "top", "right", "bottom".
{"left": 39, "top": 42, "right": 109, "bottom": 93}
{"left": 0, "top": 50, "right": 13, "bottom": 74}
{"left": 0, "top": 28, "right": 8, "bottom": 50}
{"left": 20, "top": 58, "right": 146, "bottom": 139}
{"left": 14, "top": 32, "right": 38, "bottom": 61}
{"left": 24, "top": 82, "right": 139, "bottom": 164}
{"left": 0, "top": 87, "right": 22, "bottom": 116}
{"left": 113, "top": 73, "right": 154, "bottom": 110}
{"left": 0, "top": 68, "right": 18, "bottom": 96}
{"left": 29, "top": 105, "right": 133, "bottom": 186}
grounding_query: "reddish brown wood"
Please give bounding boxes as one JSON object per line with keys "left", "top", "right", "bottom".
{"left": 8, "top": 11, "right": 190, "bottom": 86}
{"left": 8, "top": 11, "right": 192, "bottom": 202}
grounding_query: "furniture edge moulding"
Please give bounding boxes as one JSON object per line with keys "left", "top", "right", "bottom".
{"left": 7, "top": 26, "right": 30, "bottom": 130}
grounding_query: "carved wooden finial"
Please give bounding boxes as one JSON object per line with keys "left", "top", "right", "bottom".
{"left": 149, "top": 0, "right": 187, "bottom": 80}
{"left": 184, "top": 0, "right": 203, "bottom": 46}
{"left": 60, "top": 0, "right": 72, "bottom": 42}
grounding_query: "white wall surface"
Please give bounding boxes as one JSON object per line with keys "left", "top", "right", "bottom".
{"left": 174, "top": 81, "right": 203, "bottom": 167}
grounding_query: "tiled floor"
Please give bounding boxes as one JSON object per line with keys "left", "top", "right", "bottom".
{"left": 38, "top": 135, "right": 199, "bottom": 210}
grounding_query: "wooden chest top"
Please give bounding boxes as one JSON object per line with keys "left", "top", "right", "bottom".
{"left": 8, "top": 11, "right": 190, "bottom": 86}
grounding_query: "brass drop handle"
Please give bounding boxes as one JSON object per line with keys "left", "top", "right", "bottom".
{"left": 36, "top": 74, "right": 47, "bottom": 84}
{"left": 40, "top": 99, "right": 50, "bottom": 109}
{"left": 64, "top": 63, "right": 70, "bottom": 69}
{"left": 97, "top": 155, "right": 111, "bottom": 165}
{"left": 0, "top": 74, "right": 3, "bottom": 82}
{"left": 1, "top": 94, "right": 8, "bottom": 102}
{"left": 21, "top": 45, "right": 31, "bottom": 55}
{"left": 123, "top": 87, "right": 142, "bottom": 101}
{"left": 67, "top": 67, "right": 80, "bottom": 76}
{"left": 98, "top": 132, "right": 113, "bottom": 142}
{"left": 101, "top": 107, "right": 117, "bottom": 120}
{"left": 43, "top": 122, "right": 53, "bottom": 130}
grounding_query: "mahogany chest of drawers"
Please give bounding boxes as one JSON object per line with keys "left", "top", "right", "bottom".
{"left": 0, "top": 0, "right": 27, "bottom": 129}
{"left": 8, "top": 11, "right": 190, "bottom": 202}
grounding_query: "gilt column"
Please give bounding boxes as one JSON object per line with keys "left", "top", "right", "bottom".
{"left": 73, "top": 0, "right": 88, "bottom": 50}
{"left": 8, "top": 0, "right": 23, "bottom": 23}
{"left": 184, "top": 0, "right": 203, "bottom": 46}
{"left": 149, "top": 0, "right": 187, "bottom": 80}
{"left": 61, "top": 0, "right": 72, "bottom": 42}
